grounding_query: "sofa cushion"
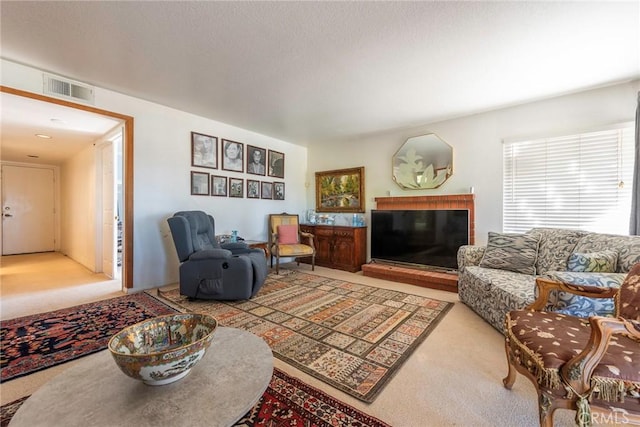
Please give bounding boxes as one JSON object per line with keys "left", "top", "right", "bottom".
{"left": 567, "top": 250, "right": 618, "bottom": 273}
{"left": 529, "top": 228, "right": 587, "bottom": 275}
{"left": 573, "top": 233, "right": 640, "bottom": 273}
{"left": 459, "top": 266, "right": 538, "bottom": 332}
{"left": 544, "top": 271, "right": 624, "bottom": 318}
{"left": 479, "top": 232, "right": 540, "bottom": 275}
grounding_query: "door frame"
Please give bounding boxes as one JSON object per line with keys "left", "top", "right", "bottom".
{"left": 0, "top": 86, "right": 135, "bottom": 289}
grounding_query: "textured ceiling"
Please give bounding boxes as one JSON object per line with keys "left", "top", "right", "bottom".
{"left": 1, "top": 1, "right": 639, "bottom": 148}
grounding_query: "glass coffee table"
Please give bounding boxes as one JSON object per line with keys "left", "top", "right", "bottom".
{"left": 10, "top": 327, "right": 273, "bottom": 427}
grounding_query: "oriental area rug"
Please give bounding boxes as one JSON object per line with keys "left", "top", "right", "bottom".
{"left": 159, "top": 270, "right": 453, "bottom": 402}
{"left": 0, "top": 368, "right": 390, "bottom": 427}
{"left": 0, "top": 293, "right": 177, "bottom": 382}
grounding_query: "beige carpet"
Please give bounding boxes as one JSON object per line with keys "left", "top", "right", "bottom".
{"left": 0, "top": 253, "right": 575, "bottom": 426}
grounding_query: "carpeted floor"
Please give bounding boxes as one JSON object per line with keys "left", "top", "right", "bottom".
{"left": 0, "top": 292, "right": 177, "bottom": 382}
{"left": 158, "top": 270, "right": 453, "bottom": 402}
{"left": 0, "top": 368, "right": 390, "bottom": 427}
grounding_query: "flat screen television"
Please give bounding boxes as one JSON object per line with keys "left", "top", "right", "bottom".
{"left": 370, "top": 209, "right": 469, "bottom": 270}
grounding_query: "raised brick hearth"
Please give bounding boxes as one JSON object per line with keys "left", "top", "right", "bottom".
{"left": 362, "top": 194, "right": 475, "bottom": 293}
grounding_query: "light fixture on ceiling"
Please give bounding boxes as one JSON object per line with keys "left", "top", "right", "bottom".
{"left": 27, "top": 155, "right": 40, "bottom": 158}
{"left": 35, "top": 134, "right": 52, "bottom": 139}
{"left": 50, "top": 118, "right": 67, "bottom": 125}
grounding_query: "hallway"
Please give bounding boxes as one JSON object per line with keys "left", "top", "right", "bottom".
{"left": 0, "top": 252, "right": 123, "bottom": 320}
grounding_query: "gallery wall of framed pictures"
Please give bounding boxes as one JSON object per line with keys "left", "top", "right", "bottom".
{"left": 189, "top": 131, "right": 286, "bottom": 200}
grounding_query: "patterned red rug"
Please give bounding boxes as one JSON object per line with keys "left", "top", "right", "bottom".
{"left": 160, "top": 270, "right": 453, "bottom": 402}
{"left": 0, "top": 368, "right": 390, "bottom": 427}
{"left": 0, "top": 292, "right": 177, "bottom": 382}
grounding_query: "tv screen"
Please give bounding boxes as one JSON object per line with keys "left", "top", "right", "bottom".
{"left": 370, "top": 209, "right": 469, "bottom": 270}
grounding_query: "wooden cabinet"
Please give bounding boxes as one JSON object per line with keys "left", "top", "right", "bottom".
{"left": 299, "top": 224, "right": 367, "bottom": 272}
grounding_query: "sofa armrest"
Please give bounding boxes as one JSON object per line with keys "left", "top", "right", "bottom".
{"left": 457, "top": 245, "right": 485, "bottom": 272}
{"left": 527, "top": 277, "right": 619, "bottom": 311}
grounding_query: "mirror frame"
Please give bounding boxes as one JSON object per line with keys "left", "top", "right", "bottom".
{"left": 392, "top": 133, "right": 453, "bottom": 189}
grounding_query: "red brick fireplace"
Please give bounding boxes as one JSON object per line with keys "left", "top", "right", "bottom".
{"left": 361, "top": 194, "right": 475, "bottom": 292}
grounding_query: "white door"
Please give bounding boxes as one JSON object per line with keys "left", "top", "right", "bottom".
{"left": 2, "top": 165, "right": 55, "bottom": 255}
{"left": 100, "top": 142, "right": 116, "bottom": 279}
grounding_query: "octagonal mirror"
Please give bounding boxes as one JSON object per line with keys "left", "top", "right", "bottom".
{"left": 392, "top": 133, "right": 453, "bottom": 189}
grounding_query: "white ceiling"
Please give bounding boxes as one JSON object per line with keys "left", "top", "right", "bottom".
{"left": 1, "top": 1, "right": 639, "bottom": 160}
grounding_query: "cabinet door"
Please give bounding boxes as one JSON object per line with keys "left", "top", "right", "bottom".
{"left": 329, "top": 228, "right": 355, "bottom": 270}
{"left": 314, "top": 226, "right": 333, "bottom": 264}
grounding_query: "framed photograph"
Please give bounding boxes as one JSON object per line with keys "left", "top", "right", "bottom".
{"left": 261, "top": 181, "right": 273, "bottom": 199}
{"left": 247, "top": 179, "right": 260, "bottom": 199}
{"left": 229, "top": 177, "right": 244, "bottom": 198}
{"left": 267, "top": 150, "right": 284, "bottom": 178}
{"left": 211, "top": 175, "right": 228, "bottom": 197}
{"left": 246, "top": 145, "right": 267, "bottom": 176}
{"left": 315, "top": 166, "right": 365, "bottom": 213}
{"left": 273, "top": 182, "right": 285, "bottom": 200}
{"left": 191, "top": 132, "right": 217, "bottom": 169}
{"left": 191, "top": 171, "right": 210, "bottom": 196}
{"left": 221, "top": 139, "right": 244, "bottom": 172}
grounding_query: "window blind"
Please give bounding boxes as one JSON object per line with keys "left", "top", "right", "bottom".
{"left": 503, "top": 124, "right": 635, "bottom": 234}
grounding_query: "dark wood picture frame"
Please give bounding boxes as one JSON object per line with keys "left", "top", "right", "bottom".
{"left": 191, "top": 131, "right": 217, "bottom": 169}
{"left": 211, "top": 175, "right": 228, "bottom": 197}
{"left": 247, "top": 179, "right": 260, "bottom": 199}
{"left": 229, "top": 177, "right": 244, "bottom": 198}
{"left": 261, "top": 181, "right": 273, "bottom": 199}
{"left": 267, "top": 150, "right": 284, "bottom": 178}
{"left": 190, "top": 171, "right": 210, "bottom": 196}
{"left": 315, "top": 166, "right": 365, "bottom": 212}
{"left": 246, "top": 145, "right": 267, "bottom": 176}
{"left": 273, "top": 182, "right": 285, "bottom": 200}
{"left": 221, "top": 139, "right": 244, "bottom": 172}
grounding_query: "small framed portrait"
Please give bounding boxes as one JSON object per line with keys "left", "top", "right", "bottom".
{"left": 273, "top": 182, "right": 285, "bottom": 200}
{"left": 229, "top": 177, "right": 244, "bottom": 198}
{"left": 247, "top": 179, "right": 260, "bottom": 199}
{"left": 211, "top": 175, "right": 228, "bottom": 197}
{"left": 246, "top": 145, "right": 267, "bottom": 176}
{"left": 191, "top": 132, "right": 217, "bottom": 169}
{"left": 268, "top": 150, "right": 284, "bottom": 178}
{"left": 191, "top": 171, "right": 210, "bottom": 196}
{"left": 261, "top": 181, "right": 273, "bottom": 199}
{"left": 222, "top": 139, "right": 244, "bottom": 172}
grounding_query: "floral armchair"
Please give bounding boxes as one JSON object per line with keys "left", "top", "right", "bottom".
{"left": 503, "top": 263, "right": 640, "bottom": 427}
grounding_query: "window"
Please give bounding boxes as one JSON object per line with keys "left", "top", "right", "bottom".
{"left": 503, "top": 123, "right": 635, "bottom": 235}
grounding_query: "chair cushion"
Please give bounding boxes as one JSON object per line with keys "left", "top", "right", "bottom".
{"left": 479, "top": 232, "right": 540, "bottom": 275}
{"left": 567, "top": 250, "right": 618, "bottom": 273}
{"left": 277, "top": 224, "right": 299, "bottom": 244}
{"left": 506, "top": 310, "right": 640, "bottom": 401}
{"left": 277, "top": 244, "right": 314, "bottom": 256}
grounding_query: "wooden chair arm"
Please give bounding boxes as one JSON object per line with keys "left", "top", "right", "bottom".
{"left": 299, "top": 232, "right": 315, "bottom": 249}
{"left": 527, "top": 277, "right": 619, "bottom": 311}
{"left": 560, "top": 316, "right": 640, "bottom": 395}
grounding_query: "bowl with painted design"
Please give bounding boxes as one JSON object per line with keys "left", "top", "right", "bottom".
{"left": 108, "top": 313, "right": 217, "bottom": 386}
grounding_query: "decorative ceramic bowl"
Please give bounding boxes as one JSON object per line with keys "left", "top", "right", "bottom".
{"left": 108, "top": 313, "right": 217, "bottom": 386}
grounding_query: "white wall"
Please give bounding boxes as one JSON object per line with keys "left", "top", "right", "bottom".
{"left": 307, "top": 80, "right": 640, "bottom": 252}
{"left": 60, "top": 144, "right": 97, "bottom": 270}
{"left": 1, "top": 60, "right": 309, "bottom": 291}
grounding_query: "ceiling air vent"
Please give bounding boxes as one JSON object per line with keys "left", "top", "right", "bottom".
{"left": 43, "top": 73, "right": 95, "bottom": 104}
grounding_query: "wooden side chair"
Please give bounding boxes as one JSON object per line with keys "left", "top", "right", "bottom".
{"left": 503, "top": 263, "right": 640, "bottom": 427}
{"left": 268, "top": 213, "right": 315, "bottom": 274}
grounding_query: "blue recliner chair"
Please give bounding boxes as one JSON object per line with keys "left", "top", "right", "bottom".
{"left": 167, "top": 211, "right": 268, "bottom": 300}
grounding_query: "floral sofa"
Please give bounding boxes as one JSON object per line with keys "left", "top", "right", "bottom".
{"left": 457, "top": 228, "right": 640, "bottom": 333}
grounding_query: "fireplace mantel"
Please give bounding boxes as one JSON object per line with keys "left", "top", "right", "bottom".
{"left": 363, "top": 193, "right": 476, "bottom": 293}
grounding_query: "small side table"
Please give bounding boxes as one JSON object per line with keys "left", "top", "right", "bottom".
{"left": 244, "top": 240, "right": 269, "bottom": 259}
